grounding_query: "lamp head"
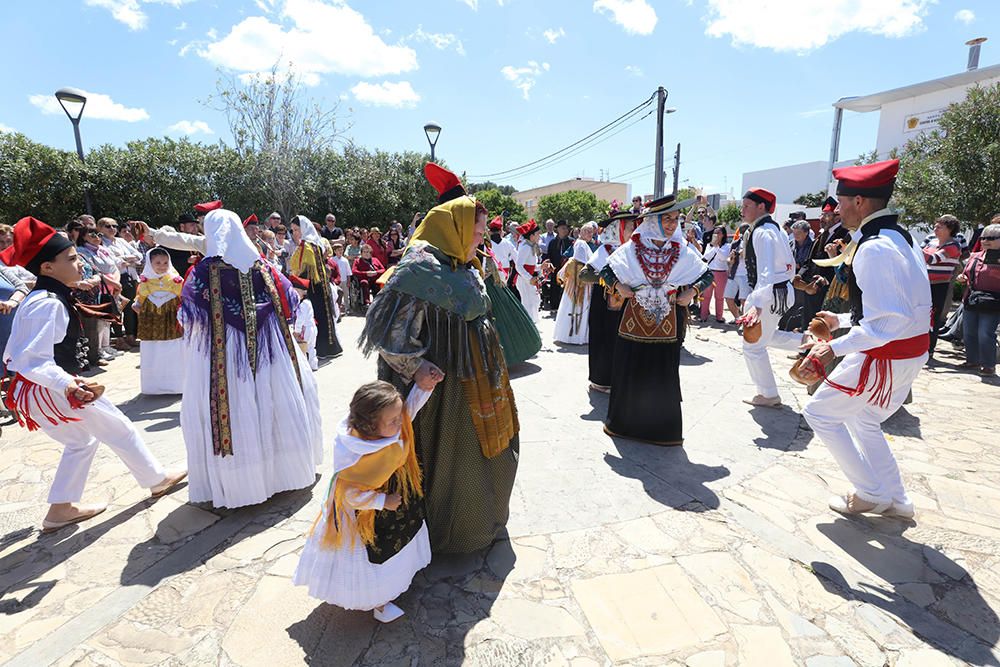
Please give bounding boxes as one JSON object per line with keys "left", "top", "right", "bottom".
{"left": 423, "top": 122, "right": 442, "bottom": 147}
{"left": 55, "top": 87, "right": 87, "bottom": 122}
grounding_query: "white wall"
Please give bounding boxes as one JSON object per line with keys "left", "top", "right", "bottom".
{"left": 741, "top": 161, "right": 848, "bottom": 205}
{"left": 875, "top": 74, "right": 1000, "bottom": 158}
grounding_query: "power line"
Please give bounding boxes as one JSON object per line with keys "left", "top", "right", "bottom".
{"left": 467, "top": 91, "right": 657, "bottom": 179}
{"left": 501, "top": 108, "right": 655, "bottom": 183}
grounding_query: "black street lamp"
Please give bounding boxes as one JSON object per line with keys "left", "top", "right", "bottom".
{"left": 423, "top": 122, "right": 441, "bottom": 162}
{"left": 55, "top": 87, "right": 93, "bottom": 216}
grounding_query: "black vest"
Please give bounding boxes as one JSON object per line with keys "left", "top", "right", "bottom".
{"left": 846, "top": 214, "right": 913, "bottom": 326}
{"left": 744, "top": 216, "right": 778, "bottom": 289}
{"left": 33, "top": 276, "right": 88, "bottom": 375}
{"left": 804, "top": 224, "right": 850, "bottom": 281}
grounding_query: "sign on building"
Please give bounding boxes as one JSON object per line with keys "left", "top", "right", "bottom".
{"left": 902, "top": 108, "right": 946, "bottom": 134}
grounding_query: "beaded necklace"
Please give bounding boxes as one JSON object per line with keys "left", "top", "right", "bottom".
{"left": 633, "top": 233, "right": 680, "bottom": 286}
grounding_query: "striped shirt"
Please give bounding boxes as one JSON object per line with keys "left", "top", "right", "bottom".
{"left": 922, "top": 239, "right": 962, "bottom": 284}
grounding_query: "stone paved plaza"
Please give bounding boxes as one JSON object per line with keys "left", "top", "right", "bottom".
{"left": 1, "top": 312, "right": 999, "bottom": 667}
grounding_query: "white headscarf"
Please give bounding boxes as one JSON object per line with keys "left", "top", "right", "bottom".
{"left": 204, "top": 209, "right": 261, "bottom": 273}
{"left": 140, "top": 246, "right": 179, "bottom": 281}
{"left": 294, "top": 215, "right": 323, "bottom": 247}
{"left": 636, "top": 212, "right": 685, "bottom": 244}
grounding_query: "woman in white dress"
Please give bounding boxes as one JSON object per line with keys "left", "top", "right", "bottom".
{"left": 554, "top": 221, "right": 598, "bottom": 344}
{"left": 178, "top": 209, "right": 323, "bottom": 508}
{"left": 514, "top": 220, "right": 543, "bottom": 324}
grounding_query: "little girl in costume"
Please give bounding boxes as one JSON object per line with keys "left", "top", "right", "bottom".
{"left": 133, "top": 247, "right": 185, "bottom": 394}
{"left": 288, "top": 275, "right": 319, "bottom": 371}
{"left": 294, "top": 380, "right": 437, "bottom": 623}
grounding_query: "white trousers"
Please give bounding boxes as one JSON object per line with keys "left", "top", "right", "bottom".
{"left": 516, "top": 278, "right": 541, "bottom": 324}
{"left": 20, "top": 387, "right": 167, "bottom": 504}
{"left": 803, "top": 351, "right": 926, "bottom": 506}
{"left": 742, "top": 296, "right": 801, "bottom": 398}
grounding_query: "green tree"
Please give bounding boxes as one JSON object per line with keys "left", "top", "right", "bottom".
{"left": 536, "top": 190, "right": 608, "bottom": 225}
{"left": 468, "top": 181, "right": 516, "bottom": 196}
{"left": 472, "top": 189, "right": 526, "bottom": 222}
{"left": 0, "top": 132, "right": 86, "bottom": 226}
{"left": 793, "top": 191, "right": 827, "bottom": 207}
{"left": 717, "top": 202, "right": 741, "bottom": 225}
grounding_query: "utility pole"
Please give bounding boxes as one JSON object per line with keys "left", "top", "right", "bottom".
{"left": 653, "top": 86, "right": 667, "bottom": 198}
{"left": 671, "top": 143, "right": 681, "bottom": 196}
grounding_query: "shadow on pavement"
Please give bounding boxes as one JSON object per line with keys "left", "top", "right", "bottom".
{"left": 117, "top": 393, "right": 182, "bottom": 433}
{"left": 288, "top": 540, "right": 514, "bottom": 665}
{"left": 120, "top": 484, "right": 315, "bottom": 588}
{"left": 748, "top": 406, "right": 808, "bottom": 452}
{"left": 883, "top": 406, "right": 922, "bottom": 439}
{"left": 508, "top": 362, "right": 542, "bottom": 379}
{"left": 579, "top": 389, "right": 609, "bottom": 422}
{"left": 604, "top": 438, "right": 729, "bottom": 511}
{"left": 811, "top": 517, "right": 999, "bottom": 666}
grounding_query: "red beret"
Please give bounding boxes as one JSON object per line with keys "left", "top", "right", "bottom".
{"left": 488, "top": 216, "right": 504, "bottom": 231}
{"left": 243, "top": 214, "right": 258, "bottom": 227}
{"left": 424, "top": 163, "right": 466, "bottom": 204}
{"left": 743, "top": 188, "right": 776, "bottom": 214}
{"left": 517, "top": 219, "right": 540, "bottom": 237}
{"left": 2, "top": 216, "right": 73, "bottom": 272}
{"left": 833, "top": 159, "right": 899, "bottom": 199}
{"left": 288, "top": 274, "right": 310, "bottom": 290}
{"left": 194, "top": 200, "right": 223, "bottom": 214}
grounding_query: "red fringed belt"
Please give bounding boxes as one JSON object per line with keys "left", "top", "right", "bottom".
{"left": 3, "top": 373, "right": 84, "bottom": 432}
{"left": 809, "top": 333, "right": 929, "bottom": 408}
{"left": 512, "top": 264, "right": 536, "bottom": 287}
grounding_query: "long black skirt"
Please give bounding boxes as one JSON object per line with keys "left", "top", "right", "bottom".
{"left": 309, "top": 285, "right": 343, "bottom": 358}
{"left": 604, "top": 318, "right": 684, "bottom": 446}
{"left": 587, "top": 285, "right": 623, "bottom": 388}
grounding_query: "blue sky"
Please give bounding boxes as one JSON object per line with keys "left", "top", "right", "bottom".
{"left": 1, "top": 0, "right": 997, "bottom": 199}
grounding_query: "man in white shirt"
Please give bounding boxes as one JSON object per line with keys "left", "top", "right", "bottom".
{"left": 739, "top": 188, "right": 800, "bottom": 407}
{"left": 539, "top": 219, "right": 557, "bottom": 259}
{"left": 799, "top": 159, "right": 931, "bottom": 518}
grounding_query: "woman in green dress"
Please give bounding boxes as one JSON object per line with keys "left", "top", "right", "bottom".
{"left": 359, "top": 163, "right": 519, "bottom": 553}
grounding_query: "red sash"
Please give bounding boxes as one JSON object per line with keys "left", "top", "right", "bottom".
{"left": 513, "top": 265, "right": 536, "bottom": 287}
{"left": 3, "top": 373, "right": 83, "bottom": 432}
{"left": 816, "top": 333, "right": 928, "bottom": 408}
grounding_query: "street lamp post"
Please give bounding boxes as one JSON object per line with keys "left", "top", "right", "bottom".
{"left": 55, "top": 87, "right": 93, "bottom": 216}
{"left": 423, "top": 122, "right": 441, "bottom": 162}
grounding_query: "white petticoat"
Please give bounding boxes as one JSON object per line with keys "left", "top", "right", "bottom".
{"left": 553, "top": 286, "right": 591, "bottom": 344}
{"left": 180, "top": 320, "right": 324, "bottom": 508}
{"left": 140, "top": 338, "right": 186, "bottom": 394}
{"left": 293, "top": 522, "right": 431, "bottom": 610}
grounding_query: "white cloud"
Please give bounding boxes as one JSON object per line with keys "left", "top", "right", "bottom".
{"left": 206, "top": 27, "right": 217, "bottom": 40}
{"left": 703, "top": 0, "right": 933, "bottom": 52}
{"left": 543, "top": 27, "right": 566, "bottom": 44}
{"left": 460, "top": 0, "right": 478, "bottom": 8}
{"left": 0, "top": 123, "right": 14, "bottom": 133}
{"left": 199, "top": 0, "right": 417, "bottom": 84}
{"left": 175, "top": 20, "right": 186, "bottom": 30}
{"left": 167, "top": 38, "right": 178, "bottom": 45}
{"left": 28, "top": 90, "right": 149, "bottom": 122}
{"left": 500, "top": 61, "right": 549, "bottom": 100}
{"left": 83, "top": 0, "right": 194, "bottom": 31}
{"left": 408, "top": 26, "right": 465, "bottom": 56}
{"left": 593, "top": 0, "right": 657, "bottom": 36}
{"left": 797, "top": 108, "right": 829, "bottom": 118}
{"left": 166, "top": 120, "right": 214, "bottom": 135}
{"left": 351, "top": 81, "right": 420, "bottom": 108}
{"left": 954, "top": 9, "right": 975, "bottom": 25}
{"left": 624, "top": 64, "right": 643, "bottom": 77}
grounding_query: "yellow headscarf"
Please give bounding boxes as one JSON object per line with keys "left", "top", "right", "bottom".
{"left": 406, "top": 195, "right": 482, "bottom": 272}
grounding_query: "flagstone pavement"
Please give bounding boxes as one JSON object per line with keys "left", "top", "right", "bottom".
{"left": 1, "top": 312, "right": 999, "bottom": 667}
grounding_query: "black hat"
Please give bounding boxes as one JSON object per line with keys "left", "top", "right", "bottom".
{"left": 555, "top": 220, "right": 569, "bottom": 229}
{"left": 177, "top": 212, "right": 197, "bottom": 224}
{"left": 821, "top": 196, "right": 838, "bottom": 213}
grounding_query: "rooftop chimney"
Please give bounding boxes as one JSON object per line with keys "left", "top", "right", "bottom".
{"left": 966, "top": 37, "right": 987, "bottom": 71}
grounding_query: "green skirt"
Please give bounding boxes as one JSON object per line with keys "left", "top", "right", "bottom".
{"left": 486, "top": 277, "right": 542, "bottom": 367}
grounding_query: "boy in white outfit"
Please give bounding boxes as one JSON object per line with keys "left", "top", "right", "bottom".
{"left": 290, "top": 275, "right": 319, "bottom": 371}
{"left": 1, "top": 217, "right": 186, "bottom": 532}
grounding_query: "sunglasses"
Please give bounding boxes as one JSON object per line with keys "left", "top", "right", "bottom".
{"left": 85, "top": 230, "right": 100, "bottom": 237}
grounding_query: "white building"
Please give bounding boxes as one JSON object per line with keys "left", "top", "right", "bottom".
{"left": 741, "top": 39, "right": 1000, "bottom": 206}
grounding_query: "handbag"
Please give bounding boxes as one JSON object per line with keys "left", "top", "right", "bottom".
{"left": 966, "top": 257, "right": 1000, "bottom": 313}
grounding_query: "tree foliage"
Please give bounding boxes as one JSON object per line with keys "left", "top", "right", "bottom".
{"left": 793, "top": 191, "right": 827, "bottom": 207}
{"left": 472, "top": 189, "right": 526, "bottom": 222}
{"left": 857, "top": 83, "right": 1000, "bottom": 228}
{"left": 536, "top": 190, "right": 609, "bottom": 225}
{"left": 468, "top": 181, "right": 516, "bottom": 196}
{"left": 717, "top": 203, "right": 741, "bottom": 225}
{"left": 0, "top": 132, "right": 439, "bottom": 229}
